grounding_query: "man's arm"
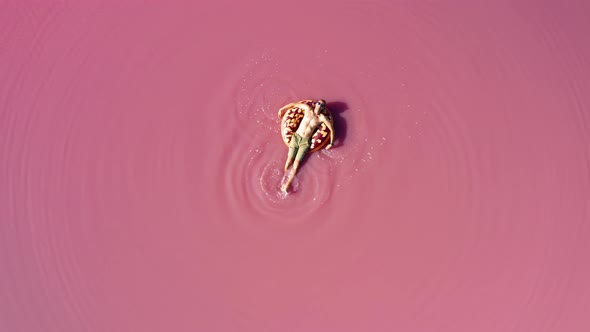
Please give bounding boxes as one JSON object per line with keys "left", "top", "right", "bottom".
{"left": 278, "top": 102, "right": 295, "bottom": 118}
{"left": 278, "top": 102, "right": 311, "bottom": 118}
{"left": 321, "top": 115, "right": 335, "bottom": 149}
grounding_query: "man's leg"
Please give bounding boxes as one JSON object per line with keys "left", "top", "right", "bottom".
{"left": 284, "top": 134, "right": 300, "bottom": 172}
{"left": 283, "top": 159, "right": 301, "bottom": 189}
{"left": 285, "top": 146, "right": 297, "bottom": 172}
{"left": 284, "top": 155, "right": 294, "bottom": 172}
{"left": 282, "top": 139, "right": 309, "bottom": 192}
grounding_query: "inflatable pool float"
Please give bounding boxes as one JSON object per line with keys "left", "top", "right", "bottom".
{"left": 279, "top": 100, "right": 333, "bottom": 153}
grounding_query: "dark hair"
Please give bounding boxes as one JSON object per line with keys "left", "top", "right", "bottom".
{"left": 316, "top": 99, "right": 326, "bottom": 112}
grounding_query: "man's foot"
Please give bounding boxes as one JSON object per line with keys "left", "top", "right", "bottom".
{"left": 280, "top": 184, "right": 288, "bottom": 193}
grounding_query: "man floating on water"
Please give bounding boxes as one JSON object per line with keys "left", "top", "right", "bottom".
{"left": 277, "top": 99, "right": 335, "bottom": 193}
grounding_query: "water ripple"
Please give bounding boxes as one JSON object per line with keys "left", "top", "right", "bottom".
{"left": 217, "top": 130, "right": 335, "bottom": 234}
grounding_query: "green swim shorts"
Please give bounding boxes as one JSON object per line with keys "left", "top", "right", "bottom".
{"left": 288, "top": 133, "right": 311, "bottom": 161}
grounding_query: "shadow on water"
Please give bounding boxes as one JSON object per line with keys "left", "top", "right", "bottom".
{"left": 326, "top": 101, "right": 349, "bottom": 145}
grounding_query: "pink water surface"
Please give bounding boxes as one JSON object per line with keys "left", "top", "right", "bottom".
{"left": 1, "top": 1, "right": 590, "bottom": 331}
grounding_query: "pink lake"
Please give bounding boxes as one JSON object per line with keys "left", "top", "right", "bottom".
{"left": 1, "top": 1, "right": 590, "bottom": 331}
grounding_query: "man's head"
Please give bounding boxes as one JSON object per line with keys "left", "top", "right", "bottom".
{"left": 314, "top": 99, "right": 326, "bottom": 115}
